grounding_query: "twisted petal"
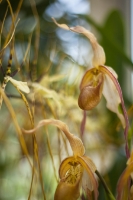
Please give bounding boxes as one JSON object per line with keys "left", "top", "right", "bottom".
{"left": 52, "top": 18, "right": 106, "bottom": 67}
{"left": 100, "top": 66, "right": 126, "bottom": 128}
{"left": 23, "top": 119, "right": 85, "bottom": 156}
{"left": 99, "top": 65, "right": 129, "bottom": 158}
{"left": 77, "top": 156, "right": 98, "bottom": 200}
{"left": 117, "top": 165, "right": 132, "bottom": 200}
{"left": 117, "top": 151, "right": 133, "bottom": 199}
{"left": 78, "top": 69, "right": 104, "bottom": 110}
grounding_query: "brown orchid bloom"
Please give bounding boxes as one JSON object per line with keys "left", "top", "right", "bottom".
{"left": 23, "top": 119, "right": 99, "bottom": 200}
{"left": 52, "top": 18, "right": 130, "bottom": 158}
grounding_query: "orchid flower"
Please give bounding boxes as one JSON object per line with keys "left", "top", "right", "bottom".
{"left": 52, "top": 18, "right": 130, "bottom": 158}
{"left": 23, "top": 119, "right": 99, "bottom": 200}
{"left": 117, "top": 151, "right": 133, "bottom": 200}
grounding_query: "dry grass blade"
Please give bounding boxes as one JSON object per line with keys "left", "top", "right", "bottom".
{"left": 0, "top": 6, "right": 8, "bottom": 48}
{"left": 0, "top": 88, "right": 33, "bottom": 168}
{"left": 0, "top": 19, "right": 20, "bottom": 54}
{"left": 15, "top": 87, "right": 47, "bottom": 200}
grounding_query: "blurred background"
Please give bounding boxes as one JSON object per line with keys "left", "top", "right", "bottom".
{"left": 0, "top": 0, "right": 133, "bottom": 199}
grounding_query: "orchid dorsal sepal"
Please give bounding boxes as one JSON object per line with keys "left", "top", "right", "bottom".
{"left": 52, "top": 18, "right": 106, "bottom": 67}
{"left": 23, "top": 118, "right": 85, "bottom": 157}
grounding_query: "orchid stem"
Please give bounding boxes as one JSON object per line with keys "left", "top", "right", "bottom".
{"left": 80, "top": 110, "right": 86, "bottom": 138}
{"left": 95, "top": 170, "right": 116, "bottom": 200}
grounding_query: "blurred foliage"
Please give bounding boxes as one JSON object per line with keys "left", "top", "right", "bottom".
{"left": 0, "top": 0, "right": 133, "bottom": 200}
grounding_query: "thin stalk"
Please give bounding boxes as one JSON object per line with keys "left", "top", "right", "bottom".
{"left": 15, "top": 88, "right": 46, "bottom": 200}
{"left": 0, "top": 88, "right": 33, "bottom": 168}
{"left": 95, "top": 170, "right": 116, "bottom": 200}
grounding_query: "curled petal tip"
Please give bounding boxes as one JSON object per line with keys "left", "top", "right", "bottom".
{"left": 52, "top": 19, "right": 106, "bottom": 67}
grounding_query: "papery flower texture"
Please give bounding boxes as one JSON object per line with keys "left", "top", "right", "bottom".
{"left": 23, "top": 19, "right": 130, "bottom": 200}
{"left": 23, "top": 119, "right": 99, "bottom": 200}
{"left": 52, "top": 18, "right": 130, "bottom": 158}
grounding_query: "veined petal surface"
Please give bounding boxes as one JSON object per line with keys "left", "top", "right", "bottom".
{"left": 78, "top": 71, "right": 104, "bottom": 110}
{"left": 23, "top": 119, "right": 85, "bottom": 156}
{"left": 101, "top": 67, "right": 125, "bottom": 128}
{"left": 77, "top": 156, "right": 98, "bottom": 200}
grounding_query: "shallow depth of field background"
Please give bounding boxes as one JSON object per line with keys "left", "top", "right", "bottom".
{"left": 0, "top": 0, "right": 133, "bottom": 199}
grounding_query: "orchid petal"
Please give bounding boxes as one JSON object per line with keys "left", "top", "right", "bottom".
{"left": 117, "top": 152, "right": 133, "bottom": 200}
{"left": 52, "top": 17, "right": 70, "bottom": 31}
{"left": 82, "top": 169, "right": 94, "bottom": 193}
{"left": 80, "top": 156, "right": 97, "bottom": 172}
{"left": 8, "top": 76, "right": 30, "bottom": 93}
{"left": 117, "top": 164, "right": 132, "bottom": 200}
{"left": 23, "top": 119, "right": 85, "bottom": 156}
{"left": 52, "top": 18, "right": 106, "bottom": 67}
{"left": 99, "top": 65, "right": 130, "bottom": 158}
{"left": 77, "top": 156, "right": 98, "bottom": 200}
{"left": 101, "top": 67, "right": 126, "bottom": 128}
{"left": 69, "top": 26, "right": 106, "bottom": 67}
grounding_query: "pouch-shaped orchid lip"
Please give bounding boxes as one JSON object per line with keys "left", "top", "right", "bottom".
{"left": 54, "top": 175, "right": 82, "bottom": 200}
{"left": 78, "top": 72, "right": 104, "bottom": 110}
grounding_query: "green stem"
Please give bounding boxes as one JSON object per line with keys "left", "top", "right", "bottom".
{"left": 95, "top": 170, "right": 116, "bottom": 200}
